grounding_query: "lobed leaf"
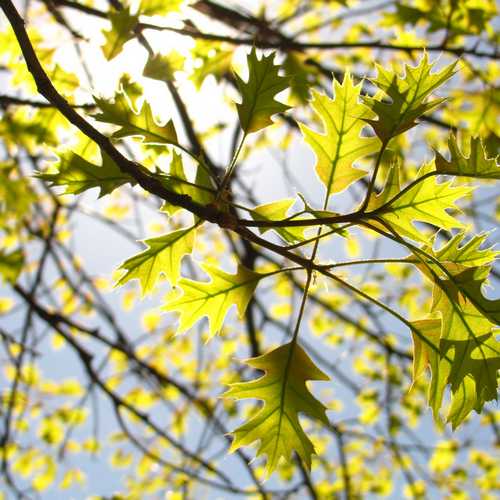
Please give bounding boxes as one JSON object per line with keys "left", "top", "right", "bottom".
{"left": 436, "top": 134, "right": 500, "bottom": 179}
{"left": 421, "top": 232, "right": 500, "bottom": 273}
{"left": 235, "top": 48, "right": 290, "bottom": 134}
{"left": 93, "top": 90, "right": 177, "bottom": 145}
{"left": 300, "top": 71, "right": 379, "bottom": 196}
{"left": 411, "top": 236, "right": 500, "bottom": 428}
{"left": 163, "top": 263, "right": 265, "bottom": 338}
{"left": 225, "top": 342, "right": 329, "bottom": 477}
{"left": 115, "top": 225, "right": 197, "bottom": 296}
{"left": 160, "top": 152, "right": 215, "bottom": 217}
{"left": 250, "top": 198, "right": 306, "bottom": 243}
{"left": 368, "top": 161, "right": 473, "bottom": 243}
{"left": 37, "top": 150, "right": 134, "bottom": 197}
{"left": 143, "top": 52, "right": 186, "bottom": 82}
{"left": 363, "top": 54, "right": 457, "bottom": 142}
{"left": 101, "top": 8, "right": 138, "bottom": 61}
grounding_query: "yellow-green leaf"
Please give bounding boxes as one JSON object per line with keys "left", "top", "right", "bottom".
{"left": 139, "top": 0, "right": 184, "bottom": 16}
{"left": 101, "top": 8, "right": 138, "bottom": 61}
{"left": 37, "top": 150, "right": 134, "bottom": 197}
{"left": 368, "top": 162, "right": 473, "bottom": 243}
{"left": 411, "top": 264, "right": 500, "bottom": 429}
{"left": 0, "top": 248, "right": 23, "bottom": 284}
{"left": 235, "top": 48, "right": 290, "bottom": 134}
{"left": 422, "top": 232, "right": 500, "bottom": 273}
{"left": 225, "top": 342, "right": 329, "bottom": 477}
{"left": 116, "top": 225, "right": 196, "bottom": 296}
{"left": 363, "top": 54, "right": 457, "bottom": 141}
{"left": 160, "top": 152, "right": 215, "bottom": 216}
{"left": 436, "top": 134, "right": 500, "bottom": 179}
{"left": 250, "top": 198, "right": 305, "bottom": 243}
{"left": 163, "top": 263, "right": 264, "bottom": 337}
{"left": 300, "top": 71, "right": 379, "bottom": 196}
{"left": 143, "top": 51, "right": 185, "bottom": 82}
{"left": 93, "top": 90, "right": 177, "bottom": 145}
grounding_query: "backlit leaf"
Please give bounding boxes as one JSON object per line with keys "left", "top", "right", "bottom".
{"left": 0, "top": 248, "right": 23, "bottom": 283}
{"left": 139, "top": 0, "right": 184, "bottom": 16}
{"left": 116, "top": 225, "right": 196, "bottom": 296}
{"left": 363, "top": 54, "right": 457, "bottom": 141}
{"left": 235, "top": 48, "right": 290, "bottom": 134}
{"left": 163, "top": 263, "right": 265, "bottom": 337}
{"left": 250, "top": 198, "right": 305, "bottom": 243}
{"left": 37, "top": 150, "right": 134, "bottom": 197}
{"left": 422, "top": 232, "right": 499, "bottom": 273}
{"left": 93, "top": 90, "right": 177, "bottom": 145}
{"left": 160, "top": 152, "right": 215, "bottom": 216}
{"left": 143, "top": 51, "right": 185, "bottom": 82}
{"left": 436, "top": 134, "right": 500, "bottom": 179}
{"left": 368, "top": 162, "right": 473, "bottom": 243}
{"left": 300, "top": 71, "right": 379, "bottom": 196}
{"left": 225, "top": 342, "right": 329, "bottom": 477}
{"left": 411, "top": 263, "right": 500, "bottom": 428}
{"left": 101, "top": 8, "right": 138, "bottom": 61}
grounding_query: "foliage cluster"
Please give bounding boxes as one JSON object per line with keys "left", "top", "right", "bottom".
{"left": 0, "top": 0, "right": 499, "bottom": 498}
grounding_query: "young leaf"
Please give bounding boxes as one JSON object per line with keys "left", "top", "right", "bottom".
{"left": 411, "top": 263, "right": 500, "bottom": 428}
{"left": 139, "top": 0, "right": 183, "bottom": 16}
{"left": 368, "top": 162, "right": 473, "bottom": 243}
{"left": 300, "top": 72, "right": 379, "bottom": 196}
{"left": 250, "top": 198, "right": 305, "bottom": 243}
{"left": 0, "top": 248, "right": 23, "bottom": 283}
{"left": 37, "top": 150, "right": 134, "bottom": 197}
{"left": 143, "top": 52, "right": 186, "bottom": 82}
{"left": 436, "top": 134, "right": 500, "bottom": 179}
{"left": 163, "top": 263, "right": 264, "bottom": 337}
{"left": 191, "top": 42, "right": 233, "bottom": 90}
{"left": 101, "top": 8, "right": 138, "bottom": 61}
{"left": 93, "top": 91, "right": 177, "bottom": 145}
{"left": 225, "top": 342, "right": 329, "bottom": 476}
{"left": 160, "top": 152, "right": 215, "bottom": 216}
{"left": 422, "top": 232, "right": 499, "bottom": 271}
{"left": 115, "top": 225, "right": 196, "bottom": 296}
{"left": 363, "top": 54, "right": 457, "bottom": 141}
{"left": 235, "top": 48, "right": 290, "bottom": 134}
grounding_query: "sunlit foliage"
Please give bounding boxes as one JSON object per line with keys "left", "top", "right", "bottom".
{"left": 0, "top": 0, "right": 498, "bottom": 498}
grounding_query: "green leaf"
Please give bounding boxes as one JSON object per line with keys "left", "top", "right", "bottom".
{"left": 115, "top": 225, "right": 196, "bottom": 296}
{"left": 235, "top": 48, "right": 290, "bottom": 134}
{"left": 368, "top": 162, "right": 473, "bottom": 243}
{"left": 191, "top": 42, "right": 232, "bottom": 90}
{"left": 225, "top": 342, "right": 329, "bottom": 476}
{"left": 37, "top": 150, "right": 133, "bottom": 197}
{"left": 300, "top": 72, "right": 379, "bottom": 196}
{"left": 163, "top": 263, "right": 264, "bottom": 337}
{"left": 0, "top": 248, "right": 24, "bottom": 284}
{"left": 0, "top": 163, "right": 36, "bottom": 224}
{"left": 411, "top": 264, "right": 500, "bottom": 429}
{"left": 93, "top": 90, "right": 178, "bottom": 145}
{"left": 422, "top": 232, "right": 499, "bottom": 272}
{"left": 436, "top": 134, "right": 500, "bottom": 179}
{"left": 139, "top": 0, "right": 184, "bottom": 16}
{"left": 282, "top": 52, "right": 319, "bottom": 104}
{"left": 250, "top": 198, "right": 305, "bottom": 243}
{"left": 101, "top": 8, "right": 138, "bottom": 61}
{"left": 160, "top": 152, "right": 215, "bottom": 216}
{"left": 143, "top": 52, "right": 185, "bottom": 82}
{"left": 363, "top": 54, "right": 457, "bottom": 141}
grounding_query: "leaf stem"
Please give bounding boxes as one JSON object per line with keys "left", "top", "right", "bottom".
{"left": 218, "top": 132, "right": 247, "bottom": 200}
{"left": 360, "top": 140, "right": 388, "bottom": 212}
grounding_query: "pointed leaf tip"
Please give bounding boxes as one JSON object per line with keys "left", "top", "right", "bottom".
{"left": 225, "top": 342, "right": 329, "bottom": 477}
{"left": 235, "top": 48, "right": 291, "bottom": 134}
